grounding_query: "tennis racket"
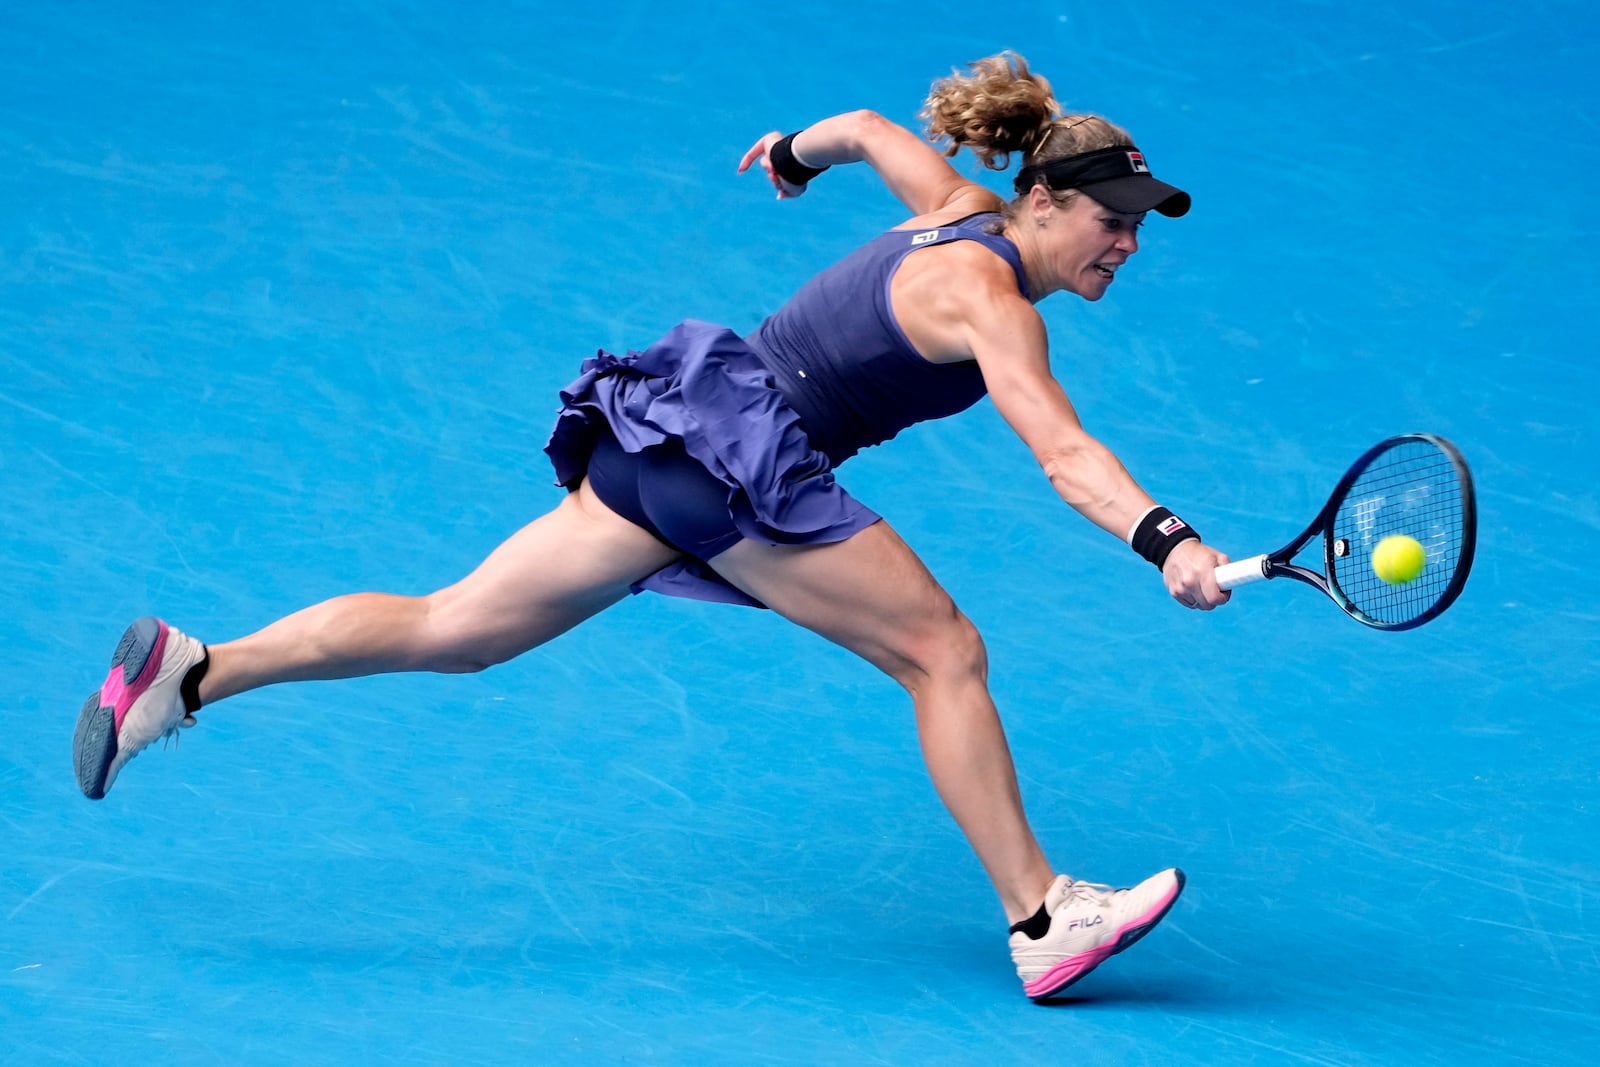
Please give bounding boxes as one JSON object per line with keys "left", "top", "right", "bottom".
{"left": 1213, "top": 433, "right": 1476, "bottom": 631}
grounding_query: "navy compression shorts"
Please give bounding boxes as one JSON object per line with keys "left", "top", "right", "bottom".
{"left": 583, "top": 422, "right": 745, "bottom": 561}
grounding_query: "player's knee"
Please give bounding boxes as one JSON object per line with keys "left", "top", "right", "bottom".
{"left": 898, "top": 607, "right": 988, "bottom": 693}
{"left": 943, "top": 612, "right": 989, "bottom": 683}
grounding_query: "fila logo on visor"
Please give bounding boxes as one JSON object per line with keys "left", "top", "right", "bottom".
{"left": 1127, "top": 151, "right": 1149, "bottom": 173}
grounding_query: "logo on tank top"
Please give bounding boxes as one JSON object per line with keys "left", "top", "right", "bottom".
{"left": 910, "top": 230, "right": 941, "bottom": 245}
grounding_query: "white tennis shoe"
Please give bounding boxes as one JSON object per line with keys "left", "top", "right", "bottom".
{"left": 73, "top": 617, "right": 208, "bottom": 799}
{"left": 1008, "top": 868, "right": 1186, "bottom": 1000}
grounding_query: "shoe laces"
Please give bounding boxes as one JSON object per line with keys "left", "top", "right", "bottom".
{"left": 1059, "top": 879, "right": 1119, "bottom": 908}
{"left": 159, "top": 715, "right": 199, "bottom": 750}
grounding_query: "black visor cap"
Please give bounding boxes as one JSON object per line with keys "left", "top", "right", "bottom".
{"left": 1015, "top": 145, "right": 1191, "bottom": 218}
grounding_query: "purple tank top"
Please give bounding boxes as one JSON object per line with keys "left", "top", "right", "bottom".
{"left": 745, "top": 212, "right": 1029, "bottom": 464}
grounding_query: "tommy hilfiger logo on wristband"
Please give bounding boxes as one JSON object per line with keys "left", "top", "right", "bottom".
{"left": 1157, "top": 515, "right": 1188, "bottom": 535}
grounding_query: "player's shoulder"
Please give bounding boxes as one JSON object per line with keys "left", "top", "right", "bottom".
{"left": 903, "top": 230, "right": 1031, "bottom": 311}
{"left": 893, "top": 185, "right": 1007, "bottom": 231}
{"left": 891, "top": 226, "right": 1039, "bottom": 362}
{"left": 894, "top": 231, "right": 1015, "bottom": 298}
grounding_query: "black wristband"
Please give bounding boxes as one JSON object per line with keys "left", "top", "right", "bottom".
{"left": 1129, "top": 506, "right": 1200, "bottom": 570}
{"left": 769, "top": 132, "right": 829, "bottom": 186}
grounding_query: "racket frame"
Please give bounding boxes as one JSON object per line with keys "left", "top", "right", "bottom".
{"left": 1214, "top": 433, "right": 1476, "bottom": 631}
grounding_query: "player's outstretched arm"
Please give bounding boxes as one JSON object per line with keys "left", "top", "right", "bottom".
{"left": 738, "top": 110, "right": 1000, "bottom": 217}
{"left": 966, "top": 281, "right": 1230, "bottom": 609}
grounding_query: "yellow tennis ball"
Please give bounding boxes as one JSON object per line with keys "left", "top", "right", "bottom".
{"left": 1372, "top": 535, "right": 1426, "bottom": 584}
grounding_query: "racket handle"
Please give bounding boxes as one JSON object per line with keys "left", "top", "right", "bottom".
{"left": 1215, "top": 555, "right": 1270, "bottom": 590}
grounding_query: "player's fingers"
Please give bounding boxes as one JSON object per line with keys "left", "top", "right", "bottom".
{"left": 744, "top": 137, "right": 776, "bottom": 169}
{"left": 737, "top": 138, "right": 772, "bottom": 173}
{"left": 1176, "top": 572, "right": 1228, "bottom": 610}
{"left": 738, "top": 131, "right": 784, "bottom": 173}
{"left": 1194, "top": 547, "right": 1230, "bottom": 608}
{"left": 1198, "top": 578, "right": 1231, "bottom": 608}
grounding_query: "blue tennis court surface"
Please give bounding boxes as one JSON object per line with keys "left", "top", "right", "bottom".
{"left": 4, "top": 2, "right": 1596, "bottom": 1063}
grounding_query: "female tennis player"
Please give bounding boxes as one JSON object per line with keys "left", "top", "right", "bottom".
{"left": 73, "top": 52, "right": 1230, "bottom": 1001}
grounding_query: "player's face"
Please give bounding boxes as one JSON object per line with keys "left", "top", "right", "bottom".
{"left": 1051, "top": 193, "right": 1145, "bottom": 301}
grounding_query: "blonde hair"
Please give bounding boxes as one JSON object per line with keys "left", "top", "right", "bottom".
{"left": 920, "top": 52, "right": 1135, "bottom": 190}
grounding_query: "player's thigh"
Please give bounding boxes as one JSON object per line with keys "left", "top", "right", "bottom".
{"left": 425, "top": 479, "right": 683, "bottom": 659}
{"left": 708, "top": 520, "right": 984, "bottom": 688}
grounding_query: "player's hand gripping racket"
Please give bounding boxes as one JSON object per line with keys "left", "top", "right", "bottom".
{"left": 1213, "top": 434, "right": 1476, "bottom": 630}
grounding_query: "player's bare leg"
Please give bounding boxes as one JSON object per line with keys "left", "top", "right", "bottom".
{"left": 74, "top": 480, "right": 681, "bottom": 797}
{"left": 709, "top": 520, "right": 1056, "bottom": 922}
{"left": 200, "top": 481, "right": 680, "bottom": 700}
{"left": 709, "top": 521, "right": 1184, "bottom": 1000}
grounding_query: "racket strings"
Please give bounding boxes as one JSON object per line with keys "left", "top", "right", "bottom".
{"left": 1329, "top": 441, "right": 1468, "bottom": 626}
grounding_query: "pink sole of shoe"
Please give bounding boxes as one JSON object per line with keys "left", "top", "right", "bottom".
{"left": 72, "top": 617, "right": 168, "bottom": 800}
{"left": 1024, "top": 869, "right": 1187, "bottom": 1000}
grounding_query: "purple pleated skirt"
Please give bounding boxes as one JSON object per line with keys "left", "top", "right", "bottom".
{"left": 544, "top": 319, "right": 879, "bottom": 607}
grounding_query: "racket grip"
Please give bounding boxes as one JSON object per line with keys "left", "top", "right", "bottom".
{"left": 1215, "top": 555, "right": 1270, "bottom": 590}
